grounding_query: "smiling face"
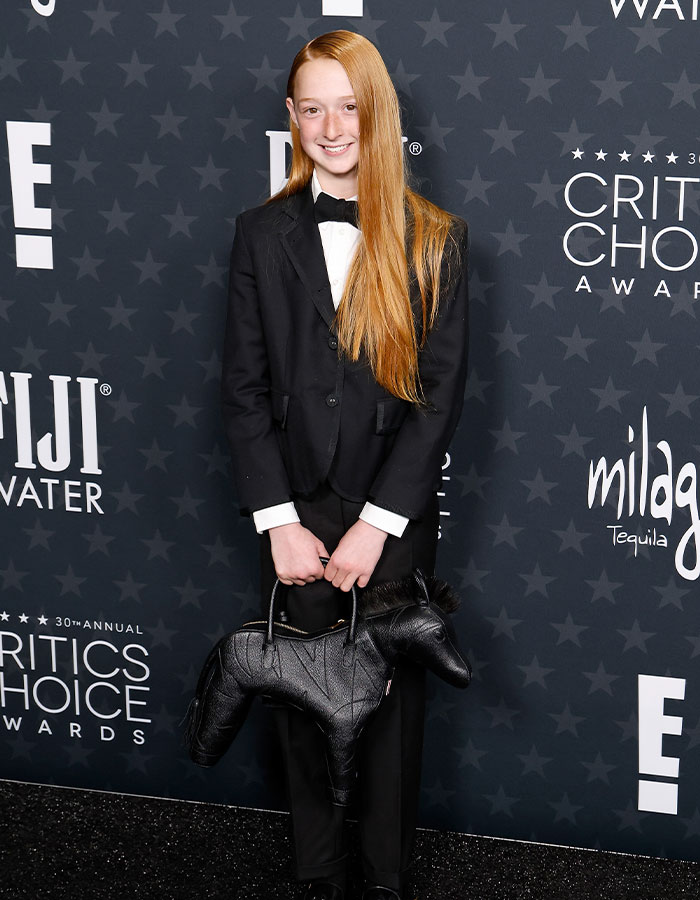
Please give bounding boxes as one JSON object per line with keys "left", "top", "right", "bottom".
{"left": 286, "top": 56, "right": 359, "bottom": 199}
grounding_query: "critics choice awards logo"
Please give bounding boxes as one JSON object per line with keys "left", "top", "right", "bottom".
{"left": 0, "top": 617, "right": 150, "bottom": 745}
{"left": 564, "top": 152, "right": 700, "bottom": 300}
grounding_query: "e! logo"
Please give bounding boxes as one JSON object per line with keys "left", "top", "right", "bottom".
{"left": 5, "top": 121, "right": 53, "bottom": 269}
{"left": 266, "top": 130, "right": 408, "bottom": 196}
{"left": 322, "top": 0, "right": 363, "bottom": 14}
{"left": 638, "top": 674, "right": 686, "bottom": 815}
{"left": 265, "top": 131, "right": 292, "bottom": 197}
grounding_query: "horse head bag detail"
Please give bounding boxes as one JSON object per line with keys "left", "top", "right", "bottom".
{"left": 183, "top": 564, "right": 471, "bottom": 806}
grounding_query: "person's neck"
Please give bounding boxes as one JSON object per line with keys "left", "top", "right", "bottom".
{"left": 316, "top": 171, "right": 358, "bottom": 200}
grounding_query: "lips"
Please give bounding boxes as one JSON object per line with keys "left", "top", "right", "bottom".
{"left": 322, "top": 143, "right": 351, "bottom": 153}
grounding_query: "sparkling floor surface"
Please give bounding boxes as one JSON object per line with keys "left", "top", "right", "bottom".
{"left": 1, "top": 780, "right": 698, "bottom": 899}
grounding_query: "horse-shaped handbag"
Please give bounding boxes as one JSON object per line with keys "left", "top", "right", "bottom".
{"left": 183, "top": 566, "right": 471, "bottom": 806}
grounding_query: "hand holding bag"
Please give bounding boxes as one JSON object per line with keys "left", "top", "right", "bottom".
{"left": 183, "top": 562, "right": 471, "bottom": 806}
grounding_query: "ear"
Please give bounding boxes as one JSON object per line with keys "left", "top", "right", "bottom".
{"left": 285, "top": 97, "right": 298, "bottom": 128}
{"left": 412, "top": 569, "right": 430, "bottom": 606}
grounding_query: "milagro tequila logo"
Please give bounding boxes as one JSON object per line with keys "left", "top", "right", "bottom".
{"left": 0, "top": 371, "right": 104, "bottom": 514}
{"left": 30, "top": 0, "right": 55, "bottom": 15}
{"left": 587, "top": 407, "right": 700, "bottom": 580}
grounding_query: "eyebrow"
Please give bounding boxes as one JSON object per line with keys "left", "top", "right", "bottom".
{"left": 297, "top": 95, "right": 356, "bottom": 103}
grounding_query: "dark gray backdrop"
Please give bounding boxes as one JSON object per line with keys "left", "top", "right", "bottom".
{"left": 2, "top": 0, "right": 699, "bottom": 863}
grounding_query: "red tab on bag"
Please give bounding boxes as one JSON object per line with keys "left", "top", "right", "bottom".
{"left": 385, "top": 678, "right": 392, "bottom": 696}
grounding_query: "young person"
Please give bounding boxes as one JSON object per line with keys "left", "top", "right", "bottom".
{"left": 222, "top": 30, "right": 469, "bottom": 900}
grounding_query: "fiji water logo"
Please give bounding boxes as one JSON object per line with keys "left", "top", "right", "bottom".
{"left": 587, "top": 407, "right": 699, "bottom": 581}
{"left": 610, "top": 0, "right": 700, "bottom": 19}
{"left": 0, "top": 372, "right": 105, "bottom": 514}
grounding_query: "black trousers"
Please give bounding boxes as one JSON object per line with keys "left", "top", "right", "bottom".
{"left": 260, "top": 483, "right": 440, "bottom": 893}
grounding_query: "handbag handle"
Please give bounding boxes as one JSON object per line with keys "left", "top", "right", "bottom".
{"left": 266, "top": 556, "right": 359, "bottom": 646}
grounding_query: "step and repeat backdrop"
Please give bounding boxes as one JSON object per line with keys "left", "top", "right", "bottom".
{"left": 2, "top": 0, "right": 699, "bottom": 863}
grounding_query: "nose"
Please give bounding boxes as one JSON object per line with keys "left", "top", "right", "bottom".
{"left": 323, "top": 111, "right": 342, "bottom": 140}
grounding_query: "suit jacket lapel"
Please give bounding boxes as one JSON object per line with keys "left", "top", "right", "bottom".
{"left": 278, "top": 184, "right": 337, "bottom": 330}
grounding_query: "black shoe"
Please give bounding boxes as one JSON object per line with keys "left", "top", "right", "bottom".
{"left": 303, "top": 881, "right": 345, "bottom": 900}
{"left": 362, "top": 887, "right": 402, "bottom": 900}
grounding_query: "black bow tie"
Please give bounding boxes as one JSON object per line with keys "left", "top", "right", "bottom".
{"left": 314, "top": 192, "right": 359, "bottom": 228}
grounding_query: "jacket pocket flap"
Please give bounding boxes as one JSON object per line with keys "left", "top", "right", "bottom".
{"left": 271, "top": 390, "right": 289, "bottom": 429}
{"left": 376, "top": 397, "right": 409, "bottom": 435}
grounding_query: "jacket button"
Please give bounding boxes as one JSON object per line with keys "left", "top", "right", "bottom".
{"left": 326, "top": 395, "right": 339, "bottom": 407}
{"left": 328, "top": 337, "right": 338, "bottom": 350}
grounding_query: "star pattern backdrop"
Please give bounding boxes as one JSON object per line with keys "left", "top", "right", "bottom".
{"left": 2, "top": 0, "right": 700, "bottom": 863}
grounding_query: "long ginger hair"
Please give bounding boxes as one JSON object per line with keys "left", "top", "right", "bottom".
{"left": 272, "top": 30, "right": 460, "bottom": 404}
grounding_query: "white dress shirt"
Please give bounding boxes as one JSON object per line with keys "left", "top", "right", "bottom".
{"left": 251, "top": 171, "right": 409, "bottom": 539}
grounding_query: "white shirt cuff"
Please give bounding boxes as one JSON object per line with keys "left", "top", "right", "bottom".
{"left": 359, "top": 502, "right": 409, "bottom": 538}
{"left": 252, "top": 502, "right": 300, "bottom": 534}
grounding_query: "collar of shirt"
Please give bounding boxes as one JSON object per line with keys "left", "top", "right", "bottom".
{"left": 311, "top": 169, "right": 358, "bottom": 205}
{"left": 310, "top": 170, "right": 360, "bottom": 309}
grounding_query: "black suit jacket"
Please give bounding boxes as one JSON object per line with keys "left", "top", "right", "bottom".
{"left": 221, "top": 183, "right": 469, "bottom": 521}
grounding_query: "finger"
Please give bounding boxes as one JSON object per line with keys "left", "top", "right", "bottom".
{"left": 340, "top": 572, "right": 357, "bottom": 593}
{"left": 329, "top": 566, "right": 343, "bottom": 587}
{"left": 332, "top": 570, "right": 349, "bottom": 590}
{"left": 357, "top": 574, "right": 370, "bottom": 589}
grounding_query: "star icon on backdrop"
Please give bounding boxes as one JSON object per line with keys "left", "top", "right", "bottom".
{"left": 630, "top": 19, "right": 670, "bottom": 53}
{"left": 247, "top": 55, "right": 285, "bottom": 92}
{"left": 148, "top": 1, "right": 185, "bottom": 38}
{"left": 557, "top": 12, "right": 597, "bottom": 51}
{"left": 521, "top": 65, "right": 559, "bottom": 103}
{"left": 183, "top": 53, "right": 218, "bottom": 90}
{"left": 486, "top": 11, "right": 525, "bottom": 49}
{"left": 451, "top": 63, "right": 489, "bottom": 101}
{"left": 84, "top": 1, "right": 120, "bottom": 36}
{"left": 214, "top": 2, "right": 250, "bottom": 39}
{"left": 458, "top": 166, "right": 496, "bottom": 205}
{"left": 416, "top": 9, "right": 455, "bottom": 47}
{"left": 519, "top": 562, "right": 556, "bottom": 597}
{"left": 216, "top": 104, "right": 252, "bottom": 142}
{"left": 54, "top": 48, "right": 89, "bottom": 85}
{"left": 280, "top": 4, "right": 317, "bottom": 41}
{"left": 525, "top": 272, "right": 563, "bottom": 308}
{"left": 586, "top": 570, "right": 623, "bottom": 604}
{"left": 484, "top": 116, "right": 523, "bottom": 154}
{"left": 526, "top": 172, "right": 563, "bottom": 209}
{"left": 118, "top": 51, "right": 154, "bottom": 87}
{"left": 100, "top": 199, "right": 134, "bottom": 234}
{"left": 591, "top": 68, "right": 631, "bottom": 105}
{"left": 152, "top": 103, "right": 187, "bottom": 139}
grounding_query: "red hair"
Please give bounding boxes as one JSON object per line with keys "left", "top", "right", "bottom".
{"left": 272, "top": 30, "right": 459, "bottom": 403}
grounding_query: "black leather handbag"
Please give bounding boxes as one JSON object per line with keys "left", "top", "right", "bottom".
{"left": 184, "top": 563, "right": 471, "bottom": 806}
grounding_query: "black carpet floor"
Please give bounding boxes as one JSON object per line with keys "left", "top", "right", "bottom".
{"left": 1, "top": 780, "right": 698, "bottom": 900}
